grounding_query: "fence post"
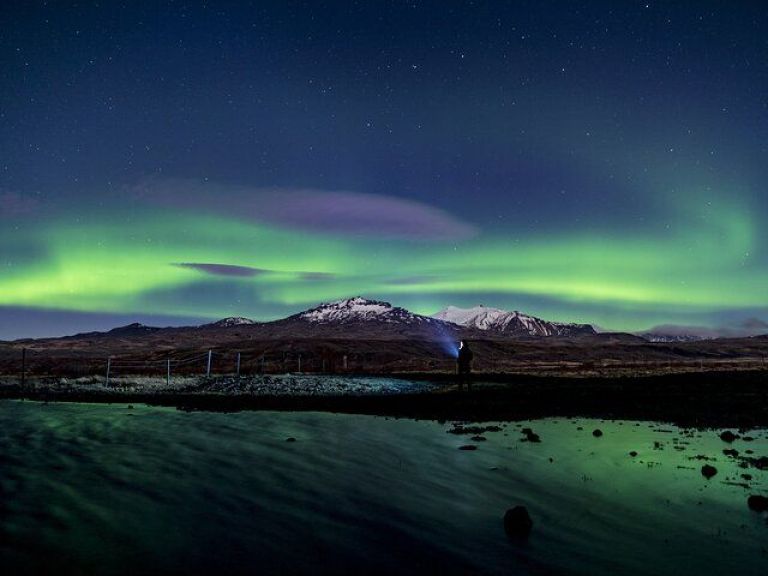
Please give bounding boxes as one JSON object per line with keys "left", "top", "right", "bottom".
{"left": 236, "top": 352, "right": 241, "bottom": 377}
{"left": 167, "top": 357, "right": 171, "bottom": 387}
{"left": 343, "top": 354, "right": 348, "bottom": 371}
{"left": 21, "top": 347, "right": 26, "bottom": 390}
{"left": 298, "top": 354, "right": 302, "bottom": 374}
{"left": 206, "top": 350, "right": 212, "bottom": 378}
{"left": 105, "top": 357, "right": 111, "bottom": 387}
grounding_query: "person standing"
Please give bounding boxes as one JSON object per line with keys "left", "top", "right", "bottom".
{"left": 457, "top": 340, "right": 474, "bottom": 391}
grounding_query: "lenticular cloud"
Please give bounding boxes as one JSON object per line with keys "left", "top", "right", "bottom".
{"left": 135, "top": 179, "right": 477, "bottom": 242}
{"left": 255, "top": 189, "right": 478, "bottom": 241}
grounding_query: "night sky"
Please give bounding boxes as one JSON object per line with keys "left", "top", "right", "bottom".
{"left": 1, "top": 1, "right": 767, "bottom": 338}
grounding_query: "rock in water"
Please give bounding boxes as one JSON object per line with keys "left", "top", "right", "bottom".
{"left": 592, "top": 429, "right": 603, "bottom": 438}
{"left": 521, "top": 428, "right": 541, "bottom": 443}
{"left": 504, "top": 506, "right": 533, "bottom": 538}
{"left": 747, "top": 495, "right": 768, "bottom": 513}
{"left": 701, "top": 464, "right": 717, "bottom": 479}
{"left": 719, "top": 430, "right": 739, "bottom": 443}
{"left": 754, "top": 456, "right": 768, "bottom": 470}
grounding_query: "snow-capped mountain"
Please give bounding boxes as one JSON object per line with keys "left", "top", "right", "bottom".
{"left": 294, "top": 297, "right": 438, "bottom": 325}
{"left": 205, "top": 316, "right": 258, "bottom": 328}
{"left": 433, "top": 305, "right": 596, "bottom": 337}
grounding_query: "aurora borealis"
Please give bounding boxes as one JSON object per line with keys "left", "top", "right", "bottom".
{"left": 1, "top": 1, "right": 767, "bottom": 338}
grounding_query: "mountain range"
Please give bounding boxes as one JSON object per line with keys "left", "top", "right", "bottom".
{"left": 18, "top": 297, "right": 595, "bottom": 344}
{"left": 11, "top": 297, "right": 755, "bottom": 344}
{"left": 5, "top": 297, "right": 768, "bottom": 378}
{"left": 209, "top": 297, "right": 597, "bottom": 339}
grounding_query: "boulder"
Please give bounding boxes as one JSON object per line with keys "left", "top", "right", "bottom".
{"left": 701, "top": 464, "right": 717, "bottom": 479}
{"left": 592, "top": 429, "right": 603, "bottom": 438}
{"left": 503, "top": 506, "right": 533, "bottom": 538}
{"left": 521, "top": 429, "right": 541, "bottom": 443}
{"left": 747, "top": 495, "right": 768, "bottom": 513}
{"left": 719, "top": 431, "right": 739, "bottom": 443}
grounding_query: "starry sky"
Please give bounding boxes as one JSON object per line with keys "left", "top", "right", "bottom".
{"left": 1, "top": 1, "right": 767, "bottom": 339}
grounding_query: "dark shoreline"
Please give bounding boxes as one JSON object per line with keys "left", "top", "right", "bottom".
{"left": 3, "top": 369, "right": 768, "bottom": 428}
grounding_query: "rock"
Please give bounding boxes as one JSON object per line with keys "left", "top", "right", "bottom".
{"left": 592, "top": 429, "right": 603, "bottom": 438}
{"left": 741, "top": 473, "right": 753, "bottom": 481}
{"left": 723, "top": 449, "right": 739, "bottom": 458}
{"left": 471, "top": 435, "right": 487, "bottom": 442}
{"left": 521, "top": 429, "right": 541, "bottom": 443}
{"left": 629, "top": 451, "right": 638, "bottom": 457}
{"left": 459, "top": 444, "right": 477, "bottom": 451}
{"left": 754, "top": 456, "right": 768, "bottom": 470}
{"left": 719, "top": 430, "right": 739, "bottom": 443}
{"left": 503, "top": 506, "right": 533, "bottom": 538}
{"left": 286, "top": 437, "right": 296, "bottom": 442}
{"left": 747, "top": 495, "right": 768, "bottom": 513}
{"left": 701, "top": 464, "right": 717, "bottom": 479}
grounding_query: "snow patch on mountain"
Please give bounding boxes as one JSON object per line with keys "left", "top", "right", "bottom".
{"left": 433, "top": 304, "right": 595, "bottom": 337}
{"left": 207, "top": 317, "right": 258, "bottom": 328}
{"left": 297, "top": 297, "right": 436, "bottom": 325}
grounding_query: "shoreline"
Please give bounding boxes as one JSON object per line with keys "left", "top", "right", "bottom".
{"left": 3, "top": 369, "right": 768, "bottom": 428}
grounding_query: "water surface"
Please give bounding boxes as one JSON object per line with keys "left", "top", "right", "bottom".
{"left": 1, "top": 400, "right": 766, "bottom": 575}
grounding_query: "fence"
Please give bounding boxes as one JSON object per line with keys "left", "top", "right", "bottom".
{"left": 4, "top": 344, "right": 768, "bottom": 388}
{"left": 6, "top": 346, "right": 463, "bottom": 387}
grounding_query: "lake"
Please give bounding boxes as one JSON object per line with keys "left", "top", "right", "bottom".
{"left": 0, "top": 400, "right": 766, "bottom": 575}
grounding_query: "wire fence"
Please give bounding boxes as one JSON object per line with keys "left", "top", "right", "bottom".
{"left": 4, "top": 345, "right": 768, "bottom": 388}
{"left": 6, "top": 346, "right": 462, "bottom": 386}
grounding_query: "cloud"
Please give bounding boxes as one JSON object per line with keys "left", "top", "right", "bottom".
{"left": 134, "top": 179, "right": 477, "bottom": 241}
{"left": 175, "top": 262, "right": 337, "bottom": 281}
{"left": 255, "top": 189, "right": 477, "bottom": 241}
{"left": 0, "top": 190, "right": 39, "bottom": 218}
{"left": 174, "top": 262, "right": 269, "bottom": 277}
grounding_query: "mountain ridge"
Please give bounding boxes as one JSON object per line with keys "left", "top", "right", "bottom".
{"left": 433, "top": 304, "right": 596, "bottom": 337}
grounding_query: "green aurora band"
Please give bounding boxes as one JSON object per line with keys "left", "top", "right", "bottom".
{"left": 1, "top": 190, "right": 764, "bottom": 332}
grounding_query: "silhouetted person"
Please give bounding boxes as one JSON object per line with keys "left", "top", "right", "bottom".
{"left": 457, "top": 340, "right": 473, "bottom": 391}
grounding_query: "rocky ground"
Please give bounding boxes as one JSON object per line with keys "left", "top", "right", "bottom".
{"left": 0, "top": 373, "right": 437, "bottom": 397}
{"left": 3, "top": 369, "right": 768, "bottom": 428}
